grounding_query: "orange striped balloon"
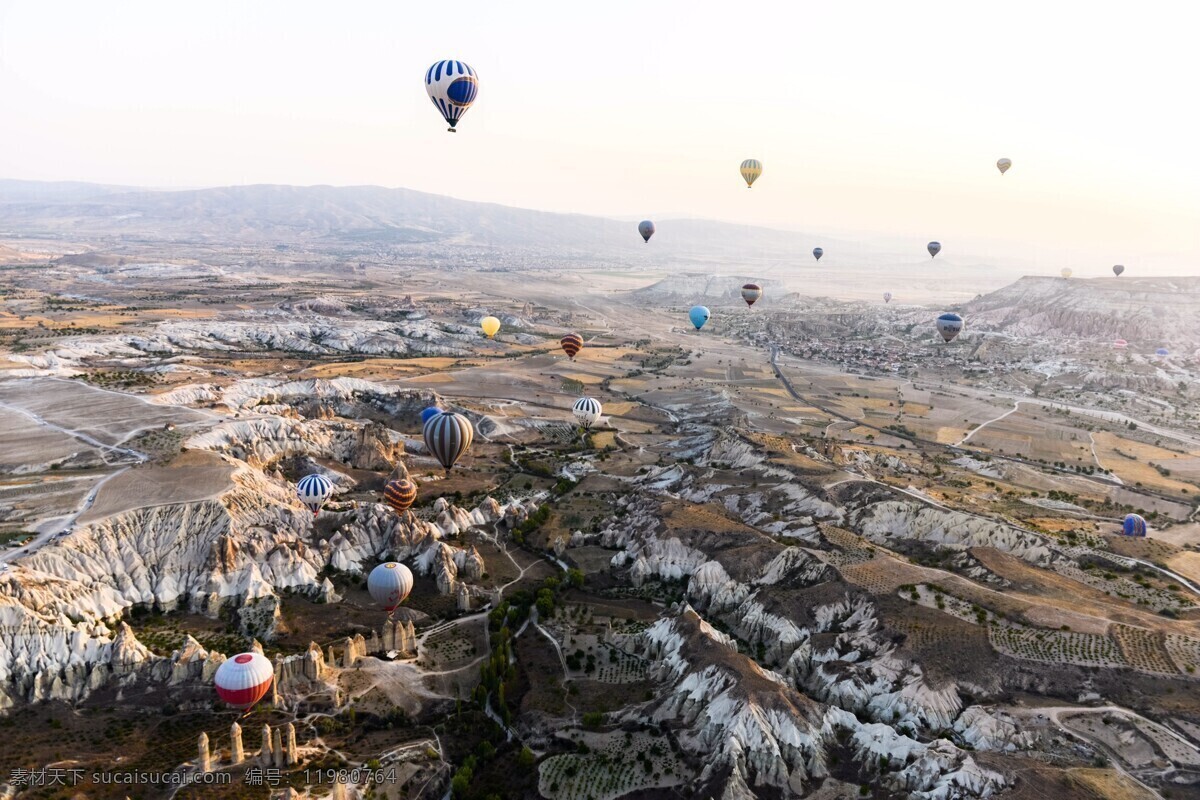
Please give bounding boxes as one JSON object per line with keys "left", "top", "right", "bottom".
{"left": 383, "top": 478, "right": 418, "bottom": 513}
{"left": 560, "top": 333, "right": 584, "bottom": 360}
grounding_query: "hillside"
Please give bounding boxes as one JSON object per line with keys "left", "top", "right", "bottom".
{"left": 0, "top": 180, "right": 819, "bottom": 263}
{"left": 964, "top": 276, "right": 1200, "bottom": 345}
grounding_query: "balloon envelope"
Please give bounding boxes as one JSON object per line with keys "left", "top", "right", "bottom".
{"left": 689, "top": 305, "right": 710, "bottom": 330}
{"left": 560, "top": 334, "right": 584, "bottom": 360}
{"left": 480, "top": 316, "right": 501, "bottom": 338}
{"left": 813, "top": 247, "right": 823, "bottom": 261}
{"left": 368, "top": 562, "right": 414, "bottom": 611}
{"left": 740, "top": 283, "right": 762, "bottom": 307}
{"left": 996, "top": 158, "right": 1012, "bottom": 174}
{"left": 883, "top": 292, "right": 893, "bottom": 304}
{"left": 1061, "top": 268, "right": 1073, "bottom": 279}
{"left": 1156, "top": 347, "right": 1170, "bottom": 356}
{"left": 936, "top": 312, "right": 963, "bottom": 342}
{"left": 425, "top": 60, "right": 478, "bottom": 131}
{"left": 1113, "top": 339, "right": 1128, "bottom": 348}
{"left": 740, "top": 159, "right": 762, "bottom": 188}
{"left": 421, "top": 407, "right": 443, "bottom": 425}
{"left": 927, "top": 241, "right": 942, "bottom": 258}
{"left": 1113, "top": 264, "right": 1125, "bottom": 276}
{"left": 572, "top": 397, "right": 603, "bottom": 430}
{"left": 423, "top": 412, "right": 474, "bottom": 472}
{"left": 638, "top": 220, "right": 655, "bottom": 243}
{"left": 1122, "top": 514, "right": 1147, "bottom": 537}
{"left": 214, "top": 652, "right": 274, "bottom": 710}
{"left": 296, "top": 473, "right": 334, "bottom": 515}
{"left": 383, "top": 478, "right": 418, "bottom": 514}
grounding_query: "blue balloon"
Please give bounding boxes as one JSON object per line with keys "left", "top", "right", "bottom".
{"left": 689, "top": 305, "right": 711, "bottom": 330}
{"left": 1123, "top": 514, "right": 1147, "bottom": 537}
{"left": 421, "top": 406, "right": 443, "bottom": 424}
{"left": 1156, "top": 347, "right": 1169, "bottom": 357}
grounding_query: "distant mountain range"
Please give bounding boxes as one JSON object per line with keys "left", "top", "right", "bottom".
{"left": 0, "top": 179, "right": 836, "bottom": 265}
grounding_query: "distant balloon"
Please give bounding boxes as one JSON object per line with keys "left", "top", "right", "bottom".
{"left": 996, "top": 158, "right": 1012, "bottom": 175}
{"left": 214, "top": 652, "right": 274, "bottom": 711}
{"left": 883, "top": 292, "right": 893, "bottom": 304}
{"left": 638, "top": 220, "right": 655, "bottom": 243}
{"left": 1061, "top": 268, "right": 1073, "bottom": 279}
{"left": 559, "top": 333, "right": 584, "bottom": 360}
{"left": 927, "top": 241, "right": 942, "bottom": 259}
{"left": 689, "top": 305, "right": 710, "bottom": 330}
{"left": 1156, "top": 347, "right": 1170, "bottom": 357}
{"left": 936, "top": 312, "right": 964, "bottom": 342}
{"left": 572, "top": 397, "right": 603, "bottom": 430}
{"left": 740, "top": 159, "right": 762, "bottom": 188}
{"left": 741, "top": 283, "right": 762, "bottom": 308}
{"left": 480, "top": 316, "right": 501, "bottom": 338}
{"left": 423, "top": 411, "right": 474, "bottom": 473}
{"left": 1113, "top": 264, "right": 1125, "bottom": 277}
{"left": 1122, "top": 513, "right": 1148, "bottom": 538}
{"left": 421, "top": 406, "right": 443, "bottom": 425}
{"left": 813, "top": 247, "right": 824, "bottom": 262}
{"left": 425, "top": 60, "right": 478, "bottom": 132}
{"left": 1113, "top": 338, "right": 1128, "bottom": 349}
{"left": 296, "top": 473, "right": 334, "bottom": 516}
{"left": 383, "top": 478, "right": 418, "bottom": 514}
{"left": 368, "top": 562, "right": 414, "bottom": 613}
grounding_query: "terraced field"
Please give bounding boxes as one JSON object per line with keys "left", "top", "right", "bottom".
{"left": 538, "top": 730, "right": 690, "bottom": 800}
{"left": 1111, "top": 624, "right": 1179, "bottom": 675}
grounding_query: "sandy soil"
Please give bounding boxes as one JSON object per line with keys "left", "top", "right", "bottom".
{"left": 79, "top": 450, "right": 235, "bottom": 522}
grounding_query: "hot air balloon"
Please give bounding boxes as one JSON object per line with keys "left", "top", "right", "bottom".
{"left": 572, "top": 397, "right": 603, "bottom": 430}
{"left": 423, "top": 411, "right": 474, "bottom": 473}
{"left": 1113, "top": 264, "right": 1125, "bottom": 277}
{"left": 296, "top": 473, "right": 334, "bottom": 516}
{"left": 927, "top": 241, "right": 942, "bottom": 259}
{"left": 741, "top": 283, "right": 762, "bottom": 308}
{"left": 1156, "top": 347, "right": 1170, "bottom": 357}
{"left": 740, "top": 159, "right": 762, "bottom": 188}
{"left": 996, "top": 158, "right": 1012, "bottom": 175}
{"left": 368, "top": 562, "right": 414, "bottom": 614}
{"left": 1122, "top": 513, "right": 1147, "bottom": 538}
{"left": 425, "top": 60, "right": 478, "bottom": 132}
{"left": 480, "top": 316, "right": 501, "bottom": 338}
{"left": 214, "top": 652, "right": 274, "bottom": 711}
{"left": 883, "top": 292, "right": 893, "bottom": 304}
{"left": 689, "top": 305, "right": 710, "bottom": 330}
{"left": 421, "top": 406, "right": 443, "bottom": 425}
{"left": 638, "top": 220, "right": 655, "bottom": 243}
{"left": 1061, "top": 268, "right": 1073, "bottom": 279}
{"left": 936, "top": 312, "right": 963, "bottom": 342}
{"left": 1113, "top": 338, "right": 1128, "bottom": 348}
{"left": 813, "top": 247, "right": 824, "bottom": 262}
{"left": 383, "top": 478, "right": 418, "bottom": 514}
{"left": 560, "top": 333, "right": 584, "bottom": 360}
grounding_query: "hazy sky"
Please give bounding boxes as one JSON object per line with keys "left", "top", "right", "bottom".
{"left": 1, "top": 1, "right": 1198, "bottom": 274}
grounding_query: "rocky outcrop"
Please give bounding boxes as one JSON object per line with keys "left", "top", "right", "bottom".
{"left": 186, "top": 417, "right": 405, "bottom": 471}
{"left": 0, "top": 454, "right": 503, "bottom": 707}
{"left": 848, "top": 499, "right": 1057, "bottom": 567}
{"left": 639, "top": 610, "right": 1007, "bottom": 799}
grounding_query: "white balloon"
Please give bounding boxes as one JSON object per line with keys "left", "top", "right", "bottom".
{"left": 368, "top": 562, "right": 414, "bottom": 612}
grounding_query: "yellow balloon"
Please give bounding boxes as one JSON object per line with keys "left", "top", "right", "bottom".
{"left": 740, "top": 158, "right": 762, "bottom": 188}
{"left": 1060, "top": 268, "right": 1073, "bottom": 279}
{"left": 480, "top": 316, "right": 501, "bottom": 338}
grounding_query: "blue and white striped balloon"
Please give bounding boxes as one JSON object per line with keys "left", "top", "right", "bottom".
{"left": 572, "top": 397, "right": 603, "bottom": 430}
{"left": 296, "top": 473, "right": 334, "bottom": 515}
{"left": 425, "top": 60, "right": 479, "bottom": 132}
